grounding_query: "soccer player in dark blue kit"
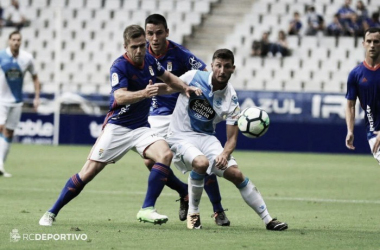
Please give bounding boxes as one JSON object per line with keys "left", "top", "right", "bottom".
{"left": 143, "top": 14, "right": 230, "bottom": 226}
{"left": 346, "top": 27, "right": 380, "bottom": 162}
{"left": 39, "top": 25, "right": 201, "bottom": 226}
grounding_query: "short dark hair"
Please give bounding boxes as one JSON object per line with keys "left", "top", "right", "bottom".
{"left": 212, "top": 49, "right": 234, "bottom": 65}
{"left": 145, "top": 13, "right": 168, "bottom": 30}
{"left": 9, "top": 30, "right": 21, "bottom": 39}
{"left": 363, "top": 27, "right": 380, "bottom": 40}
{"left": 123, "top": 25, "right": 145, "bottom": 45}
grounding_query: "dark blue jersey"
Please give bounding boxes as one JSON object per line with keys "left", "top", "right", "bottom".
{"left": 346, "top": 61, "right": 380, "bottom": 139}
{"left": 147, "top": 40, "right": 206, "bottom": 116}
{"left": 103, "top": 53, "right": 165, "bottom": 129}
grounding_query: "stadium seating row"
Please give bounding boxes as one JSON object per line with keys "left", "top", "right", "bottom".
{"left": 225, "top": 0, "right": 379, "bottom": 93}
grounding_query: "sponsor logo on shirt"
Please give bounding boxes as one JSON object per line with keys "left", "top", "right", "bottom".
{"left": 189, "top": 99, "right": 215, "bottom": 120}
{"left": 189, "top": 57, "right": 203, "bottom": 70}
{"left": 366, "top": 105, "right": 374, "bottom": 131}
{"left": 5, "top": 68, "right": 22, "bottom": 80}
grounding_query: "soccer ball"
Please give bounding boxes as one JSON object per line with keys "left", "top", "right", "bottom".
{"left": 237, "top": 107, "right": 270, "bottom": 138}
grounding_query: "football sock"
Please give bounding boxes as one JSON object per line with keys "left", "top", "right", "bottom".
{"left": 165, "top": 168, "right": 188, "bottom": 198}
{"left": 188, "top": 170, "right": 205, "bottom": 214}
{"left": 204, "top": 174, "right": 224, "bottom": 212}
{"left": 142, "top": 163, "right": 170, "bottom": 208}
{"left": 237, "top": 177, "right": 272, "bottom": 224}
{"left": 0, "top": 135, "right": 11, "bottom": 171}
{"left": 49, "top": 173, "right": 85, "bottom": 216}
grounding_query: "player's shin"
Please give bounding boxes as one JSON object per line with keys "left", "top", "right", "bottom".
{"left": 0, "top": 135, "right": 11, "bottom": 166}
{"left": 165, "top": 168, "right": 188, "bottom": 198}
{"left": 142, "top": 162, "right": 170, "bottom": 208}
{"left": 204, "top": 174, "right": 223, "bottom": 212}
{"left": 188, "top": 170, "right": 205, "bottom": 214}
{"left": 237, "top": 177, "right": 272, "bottom": 224}
{"left": 49, "top": 173, "right": 85, "bottom": 216}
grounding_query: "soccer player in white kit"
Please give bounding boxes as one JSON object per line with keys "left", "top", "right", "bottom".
{"left": 0, "top": 30, "right": 40, "bottom": 177}
{"left": 166, "top": 49, "right": 288, "bottom": 230}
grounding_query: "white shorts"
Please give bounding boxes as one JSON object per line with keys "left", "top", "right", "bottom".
{"left": 0, "top": 104, "right": 22, "bottom": 130}
{"left": 148, "top": 115, "right": 171, "bottom": 138}
{"left": 88, "top": 124, "right": 165, "bottom": 163}
{"left": 368, "top": 137, "right": 380, "bottom": 165}
{"left": 167, "top": 132, "right": 237, "bottom": 177}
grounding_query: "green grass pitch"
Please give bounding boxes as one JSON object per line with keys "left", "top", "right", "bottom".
{"left": 0, "top": 144, "right": 379, "bottom": 250}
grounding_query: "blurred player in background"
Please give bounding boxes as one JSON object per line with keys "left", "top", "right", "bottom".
{"left": 39, "top": 25, "right": 200, "bottom": 226}
{"left": 346, "top": 27, "right": 380, "bottom": 163}
{"left": 144, "top": 14, "right": 230, "bottom": 226}
{"left": 166, "top": 48, "right": 288, "bottom": 230}
{"left": 0, "top": 30, "right": 40, "bottom": 177}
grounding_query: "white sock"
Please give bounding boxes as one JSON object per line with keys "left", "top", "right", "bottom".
{"left": 238, "top": 179, "right": 272, "bottom": 224}
{"left": 0, "top": 136, "right": 10, "bottom": 172}
{"left": 188, "top": 172, "right": 205, "bottom": 214}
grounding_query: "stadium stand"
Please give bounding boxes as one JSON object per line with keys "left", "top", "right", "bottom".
{"left": 0, "top": 0, "right": 378, "bottom": 107}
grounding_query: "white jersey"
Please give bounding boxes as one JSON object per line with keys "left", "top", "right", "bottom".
{"left": 168, "top": 70, "right": 240, "bottom": 136}
{"left": 0, "top": 47, "right": 37, "bottom": 106}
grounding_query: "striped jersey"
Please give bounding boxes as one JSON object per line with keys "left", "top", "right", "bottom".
{"left": 0, "top": 47, "right": 36, "bottom": 106}
{"left": 169, "top": 70, "right": 240, "bottom": 135}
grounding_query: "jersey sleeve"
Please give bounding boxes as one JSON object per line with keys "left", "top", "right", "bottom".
{"left": 27, "top": 56, "right": 37, "bottom": 76}
{"left": 181, "top": 50, "right": 207, "bottom": 71}
{"left": 179, "top": 70, "right": 197, "bottom": 86}
{"left": 110, "top": 64, "right": 128, "bottom": 91}
{"left": 226, "top": 93, "right": 240, "bottom": 126}
{"left": 345, "top": 69, "right": 358, "bottom": 100}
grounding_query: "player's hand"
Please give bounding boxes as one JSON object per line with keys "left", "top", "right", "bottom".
{"left": 184, "top": 86, "right": 202, "bottom": 98}
{"left": 215, "top": 154, "right": 228, "bottom": 170}
{"left": 145, "top": 80, "right": 159, "bottom": 98}
{"left": 372, "top": 131, "right": 380, "bottom": 154}
{"left": 33, "top": 97, "right": 40, "bottom": 111}
{"left": 345, "top": 132, "right": 355, "bottom": 150}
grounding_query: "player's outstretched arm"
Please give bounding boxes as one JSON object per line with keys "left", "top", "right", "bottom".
{"left": 372, "top": 131, "right": 380, "bottom": 154}
{"left": 215, "top": 124, "right": 239, "bottom": 169}
{"left": 32, "top": 74, "right": 40, "bottom": 111}
{"left": 114, "top": 81, "right": 158, "bottom": 105}
{"left": 158, "top": 71, "right": 202, "bottom": 97}
{"left": 345, "top": 99, "right": 356, "bottom": 150}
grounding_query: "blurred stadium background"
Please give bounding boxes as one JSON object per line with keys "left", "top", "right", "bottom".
{"left": 1, "top": 0, "right": 379, "bottom": 153}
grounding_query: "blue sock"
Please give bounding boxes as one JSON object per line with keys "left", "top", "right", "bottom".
{"left": 204, "top": 174, "right": 224, "bottom": 212}
{"left": 49, "top": 174, "right": 85, "bottom": 216}
{"left": 165, "top": 168, "right": 188, "bottom": 198}
{"left": 142, "top": 163, "right": 170, "bottom": 208}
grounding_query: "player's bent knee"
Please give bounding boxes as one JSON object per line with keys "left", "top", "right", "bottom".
{"left": 157, "top": 148, "right": 173, "bottom": 166}
{"left": 192, "top": 156, "right": 209, "bottom": 173}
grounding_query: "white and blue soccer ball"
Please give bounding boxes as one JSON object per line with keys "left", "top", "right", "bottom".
{"left": 238, "top": 107, "right": 270, "bottom": 138}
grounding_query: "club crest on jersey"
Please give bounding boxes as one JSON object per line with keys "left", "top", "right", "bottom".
{"left": 99, "top": 149, "right": 104, "bottom": 157}
{"left": 149, "top": 66, "right": 154, "bottom": 76}
{"left": 167, "top": 61, "right": 172, "bottom": 71}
